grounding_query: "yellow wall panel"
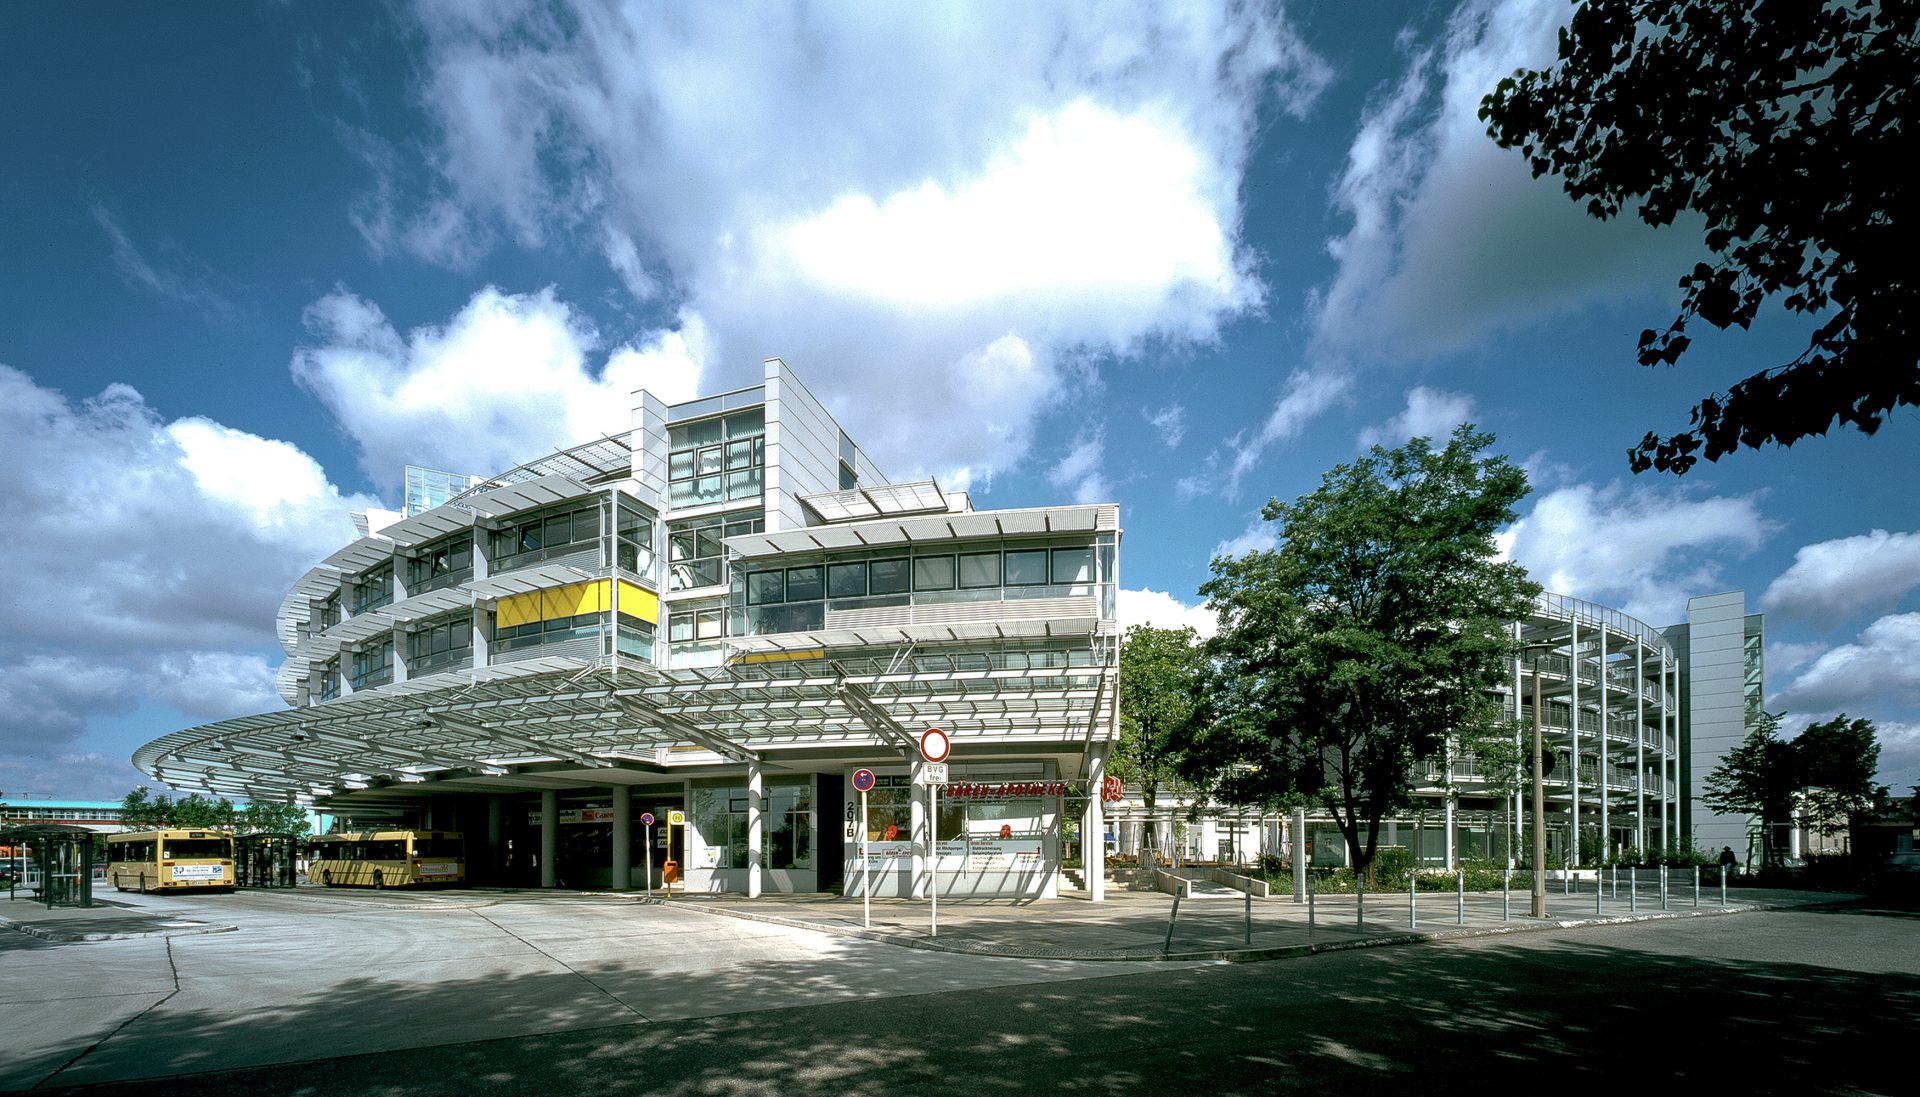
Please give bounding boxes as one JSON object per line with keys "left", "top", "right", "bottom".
{"left": 615, "top": 580, "right": 659, "bottom": 624}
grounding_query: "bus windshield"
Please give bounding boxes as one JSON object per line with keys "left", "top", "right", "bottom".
{"left": 162, "top": 839, "right": 231, "bottom": 859}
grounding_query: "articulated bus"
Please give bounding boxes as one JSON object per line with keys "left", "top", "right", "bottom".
{"left": 106, "top": 830, "right": 236, "bottom": 893}
{"left": 309, "top": 831, "right": 466, "bottom": 888}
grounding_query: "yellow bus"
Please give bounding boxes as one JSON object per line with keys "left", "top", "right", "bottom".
{"left": 106, "top": 830, "right": 236, "bottom": 893}
{"left": 309, "top": 830, "right": 466, "bottom": 888}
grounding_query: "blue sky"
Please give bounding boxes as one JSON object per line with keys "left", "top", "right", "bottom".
{"left": 3, "top": 1, "right": 1916, "bottom": 802}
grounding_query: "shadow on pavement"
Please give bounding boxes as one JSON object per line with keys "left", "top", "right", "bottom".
{"left": 23, "top": 904, "right": 1918, "bottom": 1096}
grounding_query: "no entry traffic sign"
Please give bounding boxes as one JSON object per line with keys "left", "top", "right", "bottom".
{"left": 640, "top": 811, "right": 655, "bottom": 827}
{"left": 919, "top": 727, "right": 950, "bottom": 763}
{"left": 851, "top": 768, "right": 876, "bottom": 793}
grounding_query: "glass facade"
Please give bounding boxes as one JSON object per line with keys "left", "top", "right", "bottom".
{"left": 668, "top": 510, "right": 762, "bottom": 592}
{"left": 667, "top": 409, "right": 765, "bottom": 508}
{"left": 735, "top": 537, "right": 1112, "bottom": 636}
{"left": 404, "top": 465, "right": 480, "bottom": 517}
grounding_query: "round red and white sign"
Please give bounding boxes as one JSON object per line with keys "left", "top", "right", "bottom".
{"left": 919, "top": 727, "right": 951, "bottom": 763}
{"left": 640, "top": 812, "right": 655, "bottom": 826}
{"left": 851, "top": 768, "right": 876, "bottom": 793}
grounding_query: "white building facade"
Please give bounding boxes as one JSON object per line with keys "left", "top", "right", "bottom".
{"left": 137, "top": 360, "right": 1121, "bottom": 900}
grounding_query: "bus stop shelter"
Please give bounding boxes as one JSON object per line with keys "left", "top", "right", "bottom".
{"left": 235, "top": 833, "right": 301, "bottom": 888}
{"left": 1, "top": 823, "right": 95, "bottom": 908}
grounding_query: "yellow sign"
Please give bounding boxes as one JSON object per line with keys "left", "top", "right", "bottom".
{"left": 668, "top": 809, "right": 685, "bottom": 825}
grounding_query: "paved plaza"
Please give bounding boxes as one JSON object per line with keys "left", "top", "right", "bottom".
{"left": 0, "top": 880, "right": 1847, "bottom": 1093}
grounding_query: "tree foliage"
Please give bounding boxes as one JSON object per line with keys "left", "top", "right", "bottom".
{"left": 1480, "top": 0, "right": 1918, "bottom": 474}
{"left": 1702, "top": 712, "right": 1884, "bottom": 867}
{"left": 1115, "top": 624, "right": 1210, "bottom": 828}
{"left": 1181, "top": 426, "right": 1541, "bottom": 873}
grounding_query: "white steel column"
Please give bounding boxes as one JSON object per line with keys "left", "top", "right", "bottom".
{"left": 1635, "top": 640, "right": 1646, "bottom": 853}
{"left": 539, "top": 789, "right": 557, "bottom": 889}
{"left": 746, "top": 758, "right": 764, "bottom": 898}
{"left": 909, "top": 756, "right": 928, "bottom": 899}
{"left": 1663, "top": 653, "right": 1675, "bottom": 849}
{"left": 1598, "top": 624, "right": 1609, "bottom": 858}
{"left": 1084, "top": 745, "right": 1108, "bottom": 902}
{"left": 1291, "top": 805, "right": 1307, "bottom": 901}
{"left": 1569, "top": 618, "right": 1581, "bottom": 866}
{"left": 1444, "top": 739, "right": 1457, "bottom": 870}
{"left": 611, "top": 783, "right": 631, "bottom": 890}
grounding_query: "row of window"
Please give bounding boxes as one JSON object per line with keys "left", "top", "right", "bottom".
{"left": 744, "top": 547, "right": 1095, "bottom": 606}
{"left": 489, "top": 502, "right": 605, "bottom": 569}
{"left": 669, "top": 510, "right": 763, "bottom": 591}
{"left": 352, "top": 563, "right": 394, "bottom": 613}
{"left": 667, "top": 410, "right": 765, "bottom": 509}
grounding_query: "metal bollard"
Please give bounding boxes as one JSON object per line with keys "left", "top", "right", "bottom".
{"left": 1595, "top": 871, "right": 1603, "bottom": 914}
{"left": 1630, "top": 868, "right": 1638, "bottom": 911}
{"left": 1610, "top": 864, "right": 1617, "bottom": 899}
{"left": 1720, "top": 864, "right": 1728, "bottom": 906}
{"left": 1164, "top": 894, "right": 1182, "bottom": 954}
{"left": 1502, "top": 870, "right": 1511, "bottom": 922}
{"left": 1357, "top": 879, "right": 1366, "bottom": 927}
{"left": 1308, "top": 874, "right": 1316, "bottom": 936}
{"left": 1457, "top": 869, "right": 1465, "bottom": 925}
{"left": 1692, "top": 865, "right": 1700, "bottom": 909}
{"left": 1245, "top": 885, "right": 1253, "bottom": 946}
{"left": 1563, "top": 868, "right": 1571, "bottom": 895}
{"left": 1660, "top": 865, "right": 1669, "bottom": 910}
{"left": 1409, "top": 870, "right": 1418, "bottom": 929}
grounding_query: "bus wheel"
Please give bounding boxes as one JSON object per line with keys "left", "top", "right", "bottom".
{"left": 371, "top": 870, "right": 384, "bottom": 890}
{"left": 321, "top": 870, "right": 333, "bottom": 887}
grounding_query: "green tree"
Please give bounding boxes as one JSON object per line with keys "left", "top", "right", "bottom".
{"left": 1115, "top": 624, "right": 1210, "bottom": 859}
{"left": 1480, "top": 0, "right": 1917, "bottom": 474}
{"left": 1702, "top": 712, "right": 1802, "bottom": 869}
{"left": 118, "top": 787, "right": 237, "bottom": 831}
{"left": 1792, "top": 714, "right": 1882, "bottom": 836}
{"left": 1182, "top": 426, "right": 1541, "bottom": 875}
{"left": 235, "top": 801, "right": 313, "bottom": 837}
{"left": 119, "top": 786, "right": 173, "bottom": 830}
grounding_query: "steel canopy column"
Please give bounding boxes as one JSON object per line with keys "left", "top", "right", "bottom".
{"left": 540, "top": 789, "right": 557, "bottom": 889}
{"left": 1084, "top": 744, "right": 1108, "bottom": 902}
{"left": 746, "top": 758, "right": 764, "bottom": 899}
{"left": 612, "top": 783, "right": 631, "bottom": 890}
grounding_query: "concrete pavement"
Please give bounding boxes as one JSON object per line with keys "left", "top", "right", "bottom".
{"left": 0, "top": 879, "right": 1855, "bottom": 1093}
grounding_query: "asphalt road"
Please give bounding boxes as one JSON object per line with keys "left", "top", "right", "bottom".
{"left": 21, "top": 898, "right": 1916, "bottom": 1096}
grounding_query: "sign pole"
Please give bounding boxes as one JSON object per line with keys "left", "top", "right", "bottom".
{"left": 861, "top": 788, "right": 871, "bottom": 928}
{"left": 645, "top": 822, "right": 653, "bottom": 898}
{"left": 930, "top": 778, "right": 938, "bottom": 938}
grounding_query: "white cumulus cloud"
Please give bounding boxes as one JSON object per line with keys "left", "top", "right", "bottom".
{"left": 1760, "top": 528, "right": 1920, "bottom": 625}
{"left": 1773, "top": 614, "right": 1920, "bottom": 715}
{"left": 349, "top": 0, "right": 1331, "bottom": 489}
{"left": 1357, "top": 385, "right": 1475, "bottom": 449}
{"left": 1118, "top": 588, "right": 1217, "bottom": 639}
{"left": 1502, "top": 481, "right": 1772, "bottom": 624}
{"left": 0, "top": 364, "right": 378, "bottom": 798}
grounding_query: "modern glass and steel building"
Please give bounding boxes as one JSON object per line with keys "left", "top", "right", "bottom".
{"left": 135, "top": 360, "right": 1122, "bottom": 900}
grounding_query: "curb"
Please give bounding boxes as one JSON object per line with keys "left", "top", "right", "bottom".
{"left": 639, "top": 895, "right": 1759, "bottom": 963}
{"left": 0, "top": 914, "right": 239, "bottom": 943}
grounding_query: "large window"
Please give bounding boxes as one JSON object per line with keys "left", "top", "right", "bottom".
{"left": 349, "top": 640, "right": 394, "bottom": 689}
{"left": 669, "top": 409, "right": 765, "bottom": 508}
{"left": 668, "top": 511, "right": 762, "bottom": 591}
{"left": 351, "top": 563, "right": 394, "bottom": 613}
{"left": 318, "top": 592, "right": 341, "bottom": 629}
{"left": 406, "top": 615, "right": 471, "bottom": 674}
{"left": 616, "top": 499, "right": 655, "bottom": 574}
{"left": 489, "top": 501, "right": 603, "bottom": 572}
{"left": 318, "top": 659, "right": 341, "bottom": 700}
{"left": 691, "top": 783, "right": 813, "bottom": 870}
{"left": 738, "top": 540, "right": 1110, "bottom": 634}
{"left": 406, "top": 534, "right": 472, "bottom": 594}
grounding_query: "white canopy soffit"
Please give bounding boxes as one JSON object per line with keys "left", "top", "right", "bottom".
{"left": 136, "top": 656, "right": 1116, "bottom": 802}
